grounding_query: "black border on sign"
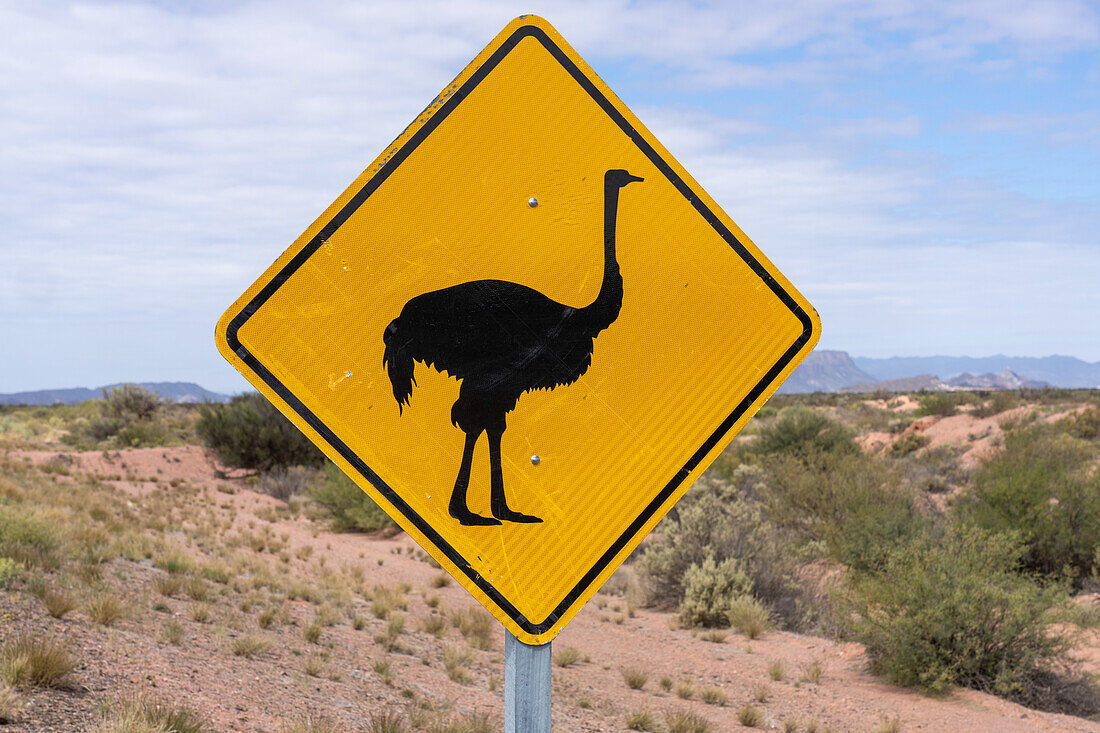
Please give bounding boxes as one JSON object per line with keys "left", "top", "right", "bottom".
{"left": 223, "top": 25, "right": 814, "bottom": 635}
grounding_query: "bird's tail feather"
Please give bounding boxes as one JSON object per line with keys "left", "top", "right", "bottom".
{"left": 382, "top": 317, "right": 415, "bottom": 412}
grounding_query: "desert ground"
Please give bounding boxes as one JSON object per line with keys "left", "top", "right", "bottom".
{"left": 1, "top": 391, "right": 1098, "bottom": 732}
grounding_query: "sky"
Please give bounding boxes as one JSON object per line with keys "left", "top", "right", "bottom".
{"left": 1, "top": 0, "right": 1098, "bottom": 394}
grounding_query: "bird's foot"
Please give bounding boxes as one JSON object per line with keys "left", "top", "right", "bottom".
{"left": 450, "top": 507, "right": 502, "bottom": 526}
{"left": 492, "top": 506, "right": 543, "bottom": 524}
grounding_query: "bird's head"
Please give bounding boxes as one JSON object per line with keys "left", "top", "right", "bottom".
{"left": 605, "top": 169, "right": 644, "bottom": 188}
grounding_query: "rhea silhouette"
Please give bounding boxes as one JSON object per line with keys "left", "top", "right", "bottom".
{"left": 382, "top": 169, "right": 643, "bottom": 526}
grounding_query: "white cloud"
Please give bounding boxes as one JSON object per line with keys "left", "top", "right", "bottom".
{"left": 1, "top": 0, "right": 1098, "bottom": 392}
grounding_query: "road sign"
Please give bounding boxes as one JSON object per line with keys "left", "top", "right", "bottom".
{"left": 216, "top": 15, "right": 820, "bottom": 645}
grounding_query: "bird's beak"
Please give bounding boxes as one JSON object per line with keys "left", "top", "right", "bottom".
{"left": 627, "top": 174, "right": 644, "bottom": 184}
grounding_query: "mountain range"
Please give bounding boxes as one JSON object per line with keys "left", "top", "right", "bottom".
{"left": 779, "top": 351, "right": 1100, "bottom": 394}
{"left": 3, "top": 352, "right": 1099, "bottom": 404}
{"left": 0, "top": 382, "right": 232, "bottom": 406}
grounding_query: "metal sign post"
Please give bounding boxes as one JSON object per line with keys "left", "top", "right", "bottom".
{"left": 505, "top": 631, "right": 551, "bottom": 732}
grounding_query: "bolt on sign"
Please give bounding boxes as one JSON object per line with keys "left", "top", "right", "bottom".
{"left": 217, "top": 15, "right": 820, "bottom": 645}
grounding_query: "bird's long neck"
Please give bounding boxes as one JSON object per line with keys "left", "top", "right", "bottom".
{"left": 579, "top": 179, "right": 625, "bottom": 330}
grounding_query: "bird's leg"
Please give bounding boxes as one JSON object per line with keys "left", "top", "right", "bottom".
{"left": 488, "top": 428, "right": 542, "bottom": 524}
{"left": 449, "top": 430, "right": 501, "bottom": 527}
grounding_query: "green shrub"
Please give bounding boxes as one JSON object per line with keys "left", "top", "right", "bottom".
{"left": 973, "top": 391, "right": 1021, "bottom": 419}
{"left": 766, "top": 451, "right": 924, "bottom": 572}
{"left": 678, "top": 557, "right": 753, "bottom": 628}
{"left": 309, "top": 462, "right": 395, "bottom": 533}
{"left": 637, "top": 467, "right": 801, "bottom": 624}
{"left": 103, "top": 384, "right": 162, "bottom": 422}
{"left": 195, "top": 393, "right": 323, "bottom": 472}
{"left": 886, "top": 432, "right": 929, "bottom": 457}
{"left": 956, "top": 425, "right": 1100, "bottom": 583}
{"left": 77, "top": 385, "right": 169, "bottom": 448}
{"left": 753, "top": 408, "right": 856, "bottom": 460}
{"left": 846, "top": 524, "right": 1078, "bottom": 705}
{"left": 1062, "top": 405, "right": 1100, "bottom": 440}
{"left": 0, "top": 558, "right": 21, "bottom": 589}
{"left": 0, "top": 510, "right": 61, "bottom": 570}
{"left": 916, "top": 391, "right": 975, "bottom": 417}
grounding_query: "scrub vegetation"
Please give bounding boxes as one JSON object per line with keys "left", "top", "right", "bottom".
{"left": 1, "top": 386, "right": 1099, "bottom": 727}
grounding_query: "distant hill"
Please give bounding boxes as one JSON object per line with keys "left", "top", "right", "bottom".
{"left": 854, "top": 355, "right": 1100, "bottom": 389}
{"left": 0, "top": 382, "right": 232, "bottom": 406}
{"left": 782, "top": 351, "right": 1077, "bottom": 394}
{"left": 841, "top": 368, "right": 1049, "bottom": 394}
{"left": 777, "top": 350, "right": 876, "bottom": 393}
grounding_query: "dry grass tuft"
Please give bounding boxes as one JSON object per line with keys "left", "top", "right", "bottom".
{"left": 450, "top": 607, "right": 494, "bottom": 650}
{"left": 553, "top": 646, "right": 582, "bottom": 668}
{"left": 666, "top": 709, "right": 714, "bottom": 733}
{"left": 371, "top": 584, "right": 408, "bottom": 619}
{"left": 92, "top": 691, "right": 207, "bottom": 733}
{"left": 0, "top": 684, "right": 24, "bottom": 724}
{"left": 153, "top": 573, "right": 183, "bottom": 597}
{"left": 161, "top": 619, "right": 184, "bottom": 645}
{"left": 280, "top": 714, "right": 342, "bottom": 733}
{"left": 443, "top": 645, "right": 474, "bottom": 685}
{"left": 372, "top": 659, "right": 394, "bottom": 686}
{"left": 189, "top": 602, "right": 211, "bottom": 623}
{"left": 368, "top": 711, "right": 407, "bottom": 732}
{"left": 873, "top": 717, "right": 902, "bottom": 733}
{"left": 39, "top": 587, "right": 78, "bottom": 619}
{"left": 736, "top": 705, "right": 763, "bottom": 727}
{"left": 1, "top": 633, "right": 75, "bottom": 688}
{"left": 622, "top": 668, "right": 648, "bottom": 690}
{"left": 700, "top": 687, "right": 728, "bottom": 706}
{"left": 87, "top": 592, "right": 127, "bottom": 626}
{"left": 231, "top": 634, "right": 272, "bottom": 659}
{"left": 419, "top": 614, "right": 447, "bottom": 639}
{"left": 375, "top": 613, "right": 405, "bottom": 652}
{"left": 728, "top": 595, "right": 773, "bottom": 640}
{"left": 799, "top": 659, "right": 824, "bottom": 684}
{"left": 625, "top": 708, "right": 658, "bottom": 731}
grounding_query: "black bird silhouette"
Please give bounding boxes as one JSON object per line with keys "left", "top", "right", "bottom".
{"left": 382, "top": 169, "right": 643, "bottom": 526}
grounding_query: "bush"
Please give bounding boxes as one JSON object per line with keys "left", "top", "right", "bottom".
{"left": 766, "top": 451, "right": 925, "bottom": 573}
{"left": 846, "top": 524, "right": 1088, "bottom": 709}
{"left": 103, "top": 384, "right": 162, "bottom": 422}
{"left": 78, "top": 384, "right": 169, "bottom": 448}
{"left": 753, "top": 409, "right": 856, "bottom": 460}
{"left": 0, "top": 510, "right": 61, "bottom": 570}
{"left": 260, "top": 466, "right": 318, "bottom": 501}
{"left": 0, "top": 558, "right": 20, "bottom": 589}
{"left": 916, "top": 390, "right": 976, "bottom": 417}
{"left": 309, "top": 462, "right": 395, "bottom": 533}
{"left": 638, "top": 467, "right": 810, "bottom": 627}
{"left": 956, "top": 425, "right": 1100, "bottom": 584}
{"left": 1062, "top": 405, "right": 1100, "bottom": 440}
{"left": 678, "top": 557, "right": 753, "bottom": 628}
{"left": 973, "top": 391, "right": 1021, "bottom": 419}
{"left": 886, "top": 432, "right": 929, "bottom": 457}
{"left": 196, "top": 393, "right": 323, "bottom": 472}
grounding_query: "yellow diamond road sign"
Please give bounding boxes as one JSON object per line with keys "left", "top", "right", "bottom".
{"left": 217, "top": 15, "right": 820, "bottom": 645}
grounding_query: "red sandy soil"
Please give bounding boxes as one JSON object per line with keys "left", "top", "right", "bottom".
{"left": 4, "top": 445, "right": 1099, "bottom": 732}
